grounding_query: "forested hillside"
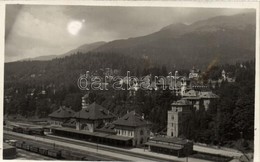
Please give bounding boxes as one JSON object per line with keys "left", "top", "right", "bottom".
{"left": 4, "top": 51, "right": 255, "bottom": 150}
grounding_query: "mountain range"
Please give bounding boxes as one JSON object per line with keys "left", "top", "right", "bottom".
{"left": 23, "top": 41, "right": 106, "bottom": 61}
{"left": 19, "top": 12, "right": 255, "bottom": 69}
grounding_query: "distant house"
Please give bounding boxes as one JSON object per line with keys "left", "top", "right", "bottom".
{"left": 48, "top": 106, "right": 75, "bottom": 126}
{"left": 199, "top": 91, "right": 219, "bottom": 110}
{"left": 73, "top": 102, "right": 116, "bottom": 132}
{"left": 113, "top": 110, "right": 151, "bottom": 147}
{"left": 182, "top": 90, "right": 219, "bottom": 111}
{"left": 208, "top": 69, "right": 236, "bottom": 88}
{"left": 189, "top": 67, "right": 201, "bottom": 79}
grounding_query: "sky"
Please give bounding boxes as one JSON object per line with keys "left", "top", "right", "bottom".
{"left": 5, "top": 5, "right": 254, "bottom": 62}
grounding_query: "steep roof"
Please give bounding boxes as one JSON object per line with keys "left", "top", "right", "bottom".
{"left": 62, "top": 118, "right": 77, "bottom": 128}
{"left": 74, "top": 102, "right": 116, "bottom": 120}
{"left": 199, "top": 91, "right": 219, "bottom": 99}
{"left": 96, "top": 123, "right": 116, "bottom": 134}
{"left": 183, "top": 90, "right": 197, "bottom": 97}
{"left": 171, "top": 99, "right": 192, "bottom": 106}
{"left": 48, "top": 106, "right": 75, "bottom": 119}
{"left": 113, "top": 111, "right": 151, "bottom": 127}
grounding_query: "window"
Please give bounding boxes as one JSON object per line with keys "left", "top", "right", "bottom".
{"left": 140, "top": 130, "right": 144, "bottom": 135}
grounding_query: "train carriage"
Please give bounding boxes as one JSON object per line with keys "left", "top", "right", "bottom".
{"left": 31, "top": 128, "right": 44, "bottom": 136}
{"left": 47, "top": 149, "right": 61, "bottom": 159}
{"left": 21, "top": 143, "right": 30, "bottom": 150}
{"left": 23, "top": 129, "right": 32, "bottom": 135}
{"left": 70, "top": 153, "right": 86, "bottom": 160}
{"left": 61, "top": 150, "right": 71, "bottom": 159}
{"left": 29, "top": 145, "right": 39, "bottom": 153}
{"left": 39, "top": 147, "right": 48, "bottom": 156}
{"left": 15, "top": 141, "right": 23, "bottom": 148}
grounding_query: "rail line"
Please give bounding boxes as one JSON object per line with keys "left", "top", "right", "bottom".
{"left": 4, "top": 131, "right": 182, "bottom": 162}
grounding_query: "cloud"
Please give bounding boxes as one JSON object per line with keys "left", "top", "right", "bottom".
{"left": 5, "top": 5, "right": 254, "bottom": 62}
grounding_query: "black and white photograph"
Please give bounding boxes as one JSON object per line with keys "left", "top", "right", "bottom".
{"left": 2, "top": 2, "right": 258, "bottom": 162}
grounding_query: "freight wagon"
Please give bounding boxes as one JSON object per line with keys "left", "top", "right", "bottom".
{"left": 47, "top": 149, "right": 61, "bottom": 159}
{"left": 60, "top": 150, "right": 86, "bottom": 160}
{"left": 31, "top": 128, "right": 44, "bottom": 135}
{"left": 15, "top": 141, "right": 23, "bottom": 149}
{"left": 13, "top": 140, "right": 91, "bottom": 160}
{"left": 38, "top": 147, "right": 48, "bottom": 156}
{"left": 29, "top": 145, "right": 39, "bottom": 153}
{"left": 21, "top": 143, "right": 30, "bottom": 151}
{"left": 12, "top": 125, "right": 44, "bottom": 136}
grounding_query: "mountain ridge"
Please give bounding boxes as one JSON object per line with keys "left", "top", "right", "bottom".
{"left": 14, "top": 12, "right": 256, "bottom": 69}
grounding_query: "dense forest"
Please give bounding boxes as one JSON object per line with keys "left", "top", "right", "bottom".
{"left": 4, "top": 52, "right": 255, "bottom": 151}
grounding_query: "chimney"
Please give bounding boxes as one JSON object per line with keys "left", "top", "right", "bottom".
{"left": 127, "top": 110, "right": 129, "bottom": 114}
{"left": 82, "top": 94, "right": 89, "bottom": 109}
{"left": 142, "top": 113, "right": 144, "bottom": 119}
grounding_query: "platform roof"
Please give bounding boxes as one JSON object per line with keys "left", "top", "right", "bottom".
{"left": 145, "top": 141, "right": 183, "bottom": 150}
{"left": 52, "top": 127, "right": 133, "bottom": 141}
{"left": 149, "top": 136, "right": 191, "bottom": 145}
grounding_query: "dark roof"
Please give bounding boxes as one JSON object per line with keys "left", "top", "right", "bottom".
{"left": 199, "top": 91, "right": 219, "bottom": 99}
{"left": 61, "top": 118, "right": 77, "bottom": 128}
{"left": 51, "top": 127, "right": 132, "bottom": 141}
{"left": 149, "top": 136, "right": 192, "bottom": 145}
{"left": 182, "top": 96, "right": 201, "bottom": 100}
{"left": 96, "top": 123, "right": 116, "bottom": 134}
{"left": 171, "top": 99, "right": 192, "bottom": 106}
{"left": 49, "top": 106, "right": 75, "bottom": 119}
{"left": 74, "top": 102, "right": 116, "bottom": 120}
{"left": 183, "top": 90, "right": 197, "bottom": 97}
{"left": 145, "top": 141, "right": 183, "bottom": 150}
{"left": 113, "top": 111, "right": 151, "bottom": 127}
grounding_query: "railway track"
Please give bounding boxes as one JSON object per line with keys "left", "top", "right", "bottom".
{"left": 4, "top": 133, "right": 123, "bottom": 161}
{"left": 4, "top": 131, "right": 181, "bottom": 162}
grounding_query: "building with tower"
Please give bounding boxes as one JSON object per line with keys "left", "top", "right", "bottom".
{"left": 167, "top": 99, "right": 192, "bottom": 137}
{"left": 146, "top": 99, "right": 194, "bottom": 157}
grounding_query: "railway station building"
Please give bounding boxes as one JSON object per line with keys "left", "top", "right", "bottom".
{"left": 73, "top": 102, "right": 116, "bottom": 132}
{"left": 48, "top": 97, "right": 151, "bottom": 147}
{"left": 113, "top": 110, "right": 151, "bottom": 147}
